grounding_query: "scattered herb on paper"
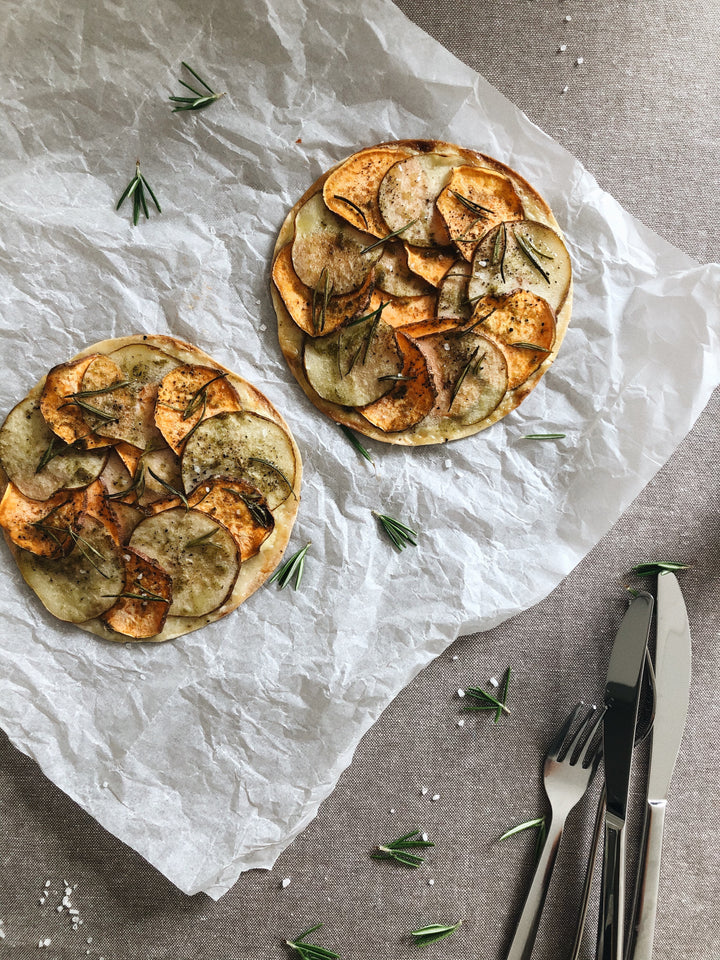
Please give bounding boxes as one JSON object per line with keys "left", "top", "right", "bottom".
{"left": 169, "top": 61, "right": 225, "bottom": 112}
{"left": 631, "top": 561, "right": 691, "bottom": 577}
{"left": 371, "top": 831, "right": 434, "bottom": 868}
{"left": 374, "top": 512, "right": 417, "bottom": 551}
{"left": 410, "top": 921, "right": 462, "bottom": 947}
{"left": 522, "top": 433, "right": 566, "bottom": 441}
{"left": 339, "top": 424, "right": 374, "bottom": 465}
{"left": 116, "top": 161, "right": 161, "bottom": 226}
{"left": 268, "top": 542, "right": 310, "bottom": 590}
{"left": 285, "top": 924, "right": 339, "bottom": 960}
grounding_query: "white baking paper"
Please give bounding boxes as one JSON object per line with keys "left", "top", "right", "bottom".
{"left": 0, "top": 0, "right": 718, "bottom": 899}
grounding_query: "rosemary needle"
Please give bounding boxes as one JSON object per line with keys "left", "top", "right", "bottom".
{"left": 371, "top": 830, "right": 434, "bottom": 868}
{"left": 462, "top": 684, "right": 511, "bottom": 717}
{"left": 286, "top": 924, "right": 339, "bottom": 960}
{"left": 169, "top": 61, "right": 225, "bottom": 112}
{"left": 268, "top": 542, "right": 310, "bottom": 590}
{"left": 374, "top": 512, "right": 417, "bottom": 551}
{"left": 410, "top": 921, "right": 462, "bottom": 947}
{"left": 522, "top": 433, "right": 566, "bottom": 440}
{"left": 360, "top": 219, "right": 418, "bottom": 254}
{"left": 339, "top": 424, "right": 374, "bottom": 465}
{"left": 499, "top": 816, "right": 547, "bottom": 861}
{"left": 116, "top": 161, "right": 161, "bottom": 226}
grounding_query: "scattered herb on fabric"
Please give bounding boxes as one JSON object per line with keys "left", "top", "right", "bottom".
{"left": 410, "top": 921, "right": 462, "bottom": 947}
{"left": 285, "top": 924, "right": 339, "bottom": 960}
{"left": 371, "top": 830, "right": 434, "bottom": 868}
{"left": 631, "top": 561, "right": 691, "bottom": 577}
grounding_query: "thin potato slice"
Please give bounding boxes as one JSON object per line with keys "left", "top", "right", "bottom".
{"left": 303, "top": 312, "right": 403, "bottom": 407}
{"left": 271, "top": 244, "right": 375, "bottom": 337}
{"left": 475, "top": 291, "right": 556, "bottom": 389}
{"left": 0, "top": 483, "right": 85, "bottom": 558}
{"left": 129, "top": 508, "right": 239, "bottom": 618}
{"left": 437, "top": 260, "right": 473, "bottom": 322}
{"left": 420, "top": 330, "right": 508, "bottom": 425}
{"left": 322, "top": 144, "right": 415, "bottom": 237}
{"left": 403, "top": 244, "right": 456, "bottom": 287}
{"left": 79, "top": 345, "right": 179, "bottom": 449}
{"left": 436, "top": 165, "right": 524, "bottom": 260}
{"left": 182, "top": 411, "right": 298, "bottom": 510}
{"left": 378, "top": 153, "right": 464, "bottom": 247}
{"left": 375, "top": 242, "right": 433, "bottom": 297}
{"left": 291, "top": 192, "right": 381, "bottom": 295}
{"left": 114, "top": 441, "right": 184, "bottom": 506}
{"left": 40, "top": 355, "right": 113, "bottom": 449}
{"left": 101, "top": 548, "right": 172, "bottom": 639}
{"left": 0, "top": 395, "right": 108, "bottom": 501}
{"left": 17, "top": 513, "right": 125, "bottom": 622}
{"left": 468, "top": 220, "right": 572, "bottom": 313}
{"left": 368, "top": 290, "right": 438, "bottom": 330}
{"left": 359, "top": 332, "right": 437, "bottom": 433}
{"left": 155, "top": 365, "right": 241, "bottom": 454}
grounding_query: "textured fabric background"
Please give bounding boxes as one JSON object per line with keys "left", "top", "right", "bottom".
{"left": 1, "top": 1, "right": 718, "bottom": 959}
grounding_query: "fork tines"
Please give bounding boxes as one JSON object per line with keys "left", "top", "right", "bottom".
{"left": 548, "top": 702, "right": 606, "bottom": 767}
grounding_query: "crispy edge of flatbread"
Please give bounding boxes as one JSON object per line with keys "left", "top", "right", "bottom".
{"left": 0, "top": 333, "right": 302, "bottom": 643}
{"left": 272, "top": 139, "right": 573, "bottom": 446}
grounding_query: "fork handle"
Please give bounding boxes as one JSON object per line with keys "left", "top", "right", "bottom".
{"left": 505, "top": 816, "right": 565, "bottom": 960}
{"left": 568, "top": 784, "right": 607, "bottom": 960}
{"left": 597, "top": 818, "right": 626, "bottom": 960}
{"left": 625, "top": 800, "right": 667, "bottom": 960}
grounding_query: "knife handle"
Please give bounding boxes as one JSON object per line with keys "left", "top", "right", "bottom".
{"left": 626, "top": 800, "right": 667, "bottom": 960}
{"left": 597, "top": 819, "right": 625, "bottom": 960}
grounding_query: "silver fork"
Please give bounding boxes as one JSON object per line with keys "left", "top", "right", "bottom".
{"left": 505, "top": 703, "right": 606, "bottom": 960}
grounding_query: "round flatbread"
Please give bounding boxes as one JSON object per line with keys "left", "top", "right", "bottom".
{"left": 0, "top": 334, "right": 302, "bottom": 643}
{"left": 271, "top": 139, "right": 573, "bottom": 445}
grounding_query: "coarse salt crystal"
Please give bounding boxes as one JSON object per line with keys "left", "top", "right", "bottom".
{"left": 56, "top": 907, "right": 63, "bottom": 913}
{"left": 44, "top": 882, "right": 50, "bottom": 888}
{"left": 64, "top": 887, "right": 72, "bottom": 896}
{"left": 87, "top": 938, "right": 93, "bottom": 944}
{"left": 101, "top": 781, "right": 108, "bottom": 789}
{"left": 457, "top": 688, "right": 465, "bottom": 698}
{"left": 0, "top": 930, "right": 5, "bottom": 940}
{"left": 443, "top": 342, "right": 450, "bottom": 351}
{"left": 259, "top": 324, "right": 267, "bottom": 332}
{"left": 456, "top": 718, "right": 465, "bottom": 727}
{"left": 564, "top": 14, "right": 571, "bottom": 21}
{"left": 281, "top": 877, "right": 291, "bottom": 888}
{"left": 389, "top": 808, "right": 395, "bottom": 814}
{"left": 451, "top": 654, "right": 459, "bottom": 661}
{"left": 38, "top": 941, "right": 44, "bottom": 949}
{"left": 420, "top": 786, "right": 428, "bottom": 795}
{"left": 489, "top": 676, "right": 499, "bottom": 687}
{"left": 43, "top": 939, "right": 51, "bottom": 947}
{"left": 428, "top": 879, "right": 435, "bottom": 886}
{"left": 443, "top": 459, "right": 452, "bottom": 470}
{"left": 421, "top": 833, "right": 429, "bottom": 841}
{"left": 562, "top": 85, "right": 569, "bottom": 93}
{"left": 576, "top": 57, "right": 584, "bottom": 64}
{"left": 431, "top": 794, "right": 440, "bottom": 801}
{"left": 558, "top": 44, "right": 567, "bottom": 52}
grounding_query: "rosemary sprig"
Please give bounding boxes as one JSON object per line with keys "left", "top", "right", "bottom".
{"left": 63, "top": 527, "right": 110, "bottom": 579}
{"left": 524, "top": 234, "right": 555, "bottom": 260}
{"left": 268, "top": 542, "right": 310, "bottom": 590}
{"left": 103, "top": 587, "right": 168, "bottom": 603}
{"left": 371, "top": 831, "right": 434, "bottom": 868}
{"left": 312, "top": 268, "right": 333, "bottom": 334}
{"left": 285, "top": 924, "right": 339, "bottom": 960}
{"left": 67, "top": 379, "right": 134, "bottom": 399}
{"left": 515, "top": 231, "right": 551, "bottom": 282}
{"left": 333, "top": 194, "right": 368, "bottom": 228}
{"left": 522, "top": 433, "right": 566, "bottom": 440}
{"left": 184, "top": 528, "right": 219, "bottom": 549}
{"left": 36, "top": 435, "right": 71, "bottom": 474}
{"left": 107, "top": 460, "right": 146, "bottom": 501}
{"left": 147, "top": 468, "right": 189, "bottom": 508}
{"left": 183, "top": 372, "right": 227, "bottom": 420}
{"left": 116, "top": 160, "right": 161, "bottom": 226}
{"left": 247, "top": 456, "right": 296, "bottom": 498}
{"left": 464, "top": 308, "right": 496, "bottom": 333}
{"left": 378, "top": 373, "right": 411, "bottom": 382}
{"left": 69, "top": 397, "right": 119, "bottom": 423}
{"left": 462, "top": 683, "right": 511, "bottom": 717}
{"left": 344, "top": 304, "right": 385, "bottom": 377}
{"left": 410, "top": 921, "right": 462, "bottom": 947}
{"left": 449, "top": 346, "right": 480, "bottom": 408}
{"left": 374, "top": 512, "right": 417, "bottom": 551}
{"left": 631, "top": 561, "right": 692, "bottom": 577}
{"left": 360, "top": 219, "right": 418, "bottom": 254}
{"left": 511, "top": 342, "right": 551, "bottom": 353}
{"left": 449, "top": 190, "right": 494, "bottom": 218}
{"left": 339, "top": 424, "right": 374, "bottom": 465}
{"left": 169, "top": 61, "right": 225, "bottom": 112}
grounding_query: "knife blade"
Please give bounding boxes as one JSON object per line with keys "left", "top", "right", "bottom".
{"left": 596, "top": 590, "right": 654, "bottom": 960}
{"left": 626, "top": 573, "right": 691, "bottom": 960}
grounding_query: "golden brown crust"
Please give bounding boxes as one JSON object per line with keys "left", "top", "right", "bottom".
{"left": 0, "top": 334, "right": 302, "bottom": 643}
{"left": 272, "top": 139, "right": 573, "bottom": 446}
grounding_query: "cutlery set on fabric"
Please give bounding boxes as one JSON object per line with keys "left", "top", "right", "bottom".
{"left": 505, "top": 574, "right": 692, "bottom": 960}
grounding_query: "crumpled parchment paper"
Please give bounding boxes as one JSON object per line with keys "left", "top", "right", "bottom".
{"left": 0, "top": 0, "right": 718, "bottom": 899}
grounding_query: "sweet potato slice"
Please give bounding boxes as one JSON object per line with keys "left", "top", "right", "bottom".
{"left": 155, "top": 364, "right": 241, "bottom": 454}
{"left": 436, "top": 166, "right": 524, "bottom": 261}
{"left": 0, "top": 395, "right": 108, "bottom": 501}
{"left": 404, "top": 245, "right": 456, "bottom": 287}
{"left": 375, "top": 242, "right": 433, "bottom": 297}
{"left": 475, "top": 291, "right": 556, "bottom": 389}
{"left": 0, "top": 483, "right": 85, "bottom": 558}
{"left": 322, "top": 144, "right": 415, "bottom": 237}
{"left": 101, "top": 548, "right": 172, "bottom": 639}
{"left": 291, "top": 192, "right": 381, "bottom": 295}
{"left": 83, "top": 478, "right": 123, "bottom": 543}
{"left": 419, "top": 330, "right": 508, "bottom": 425}
{"left": 378, "top": 153, "right": 463, "bottom": 247}
{"left": 359, "top": 332, "right": 437, "bottom": 433}
{"left": 40, "top": 355, "right": 113, "bottom": 449}
{"left": 468, "top": 220, "right": 572, "bottom": 313}
{"left": 271, "top": 244, "right": 375, "bottom": 337}
{"left": 185, "top": 478, "right": 274, "bottom": 562}
{"left": 368, "top": 290, "right": 438, "bottom": 330}
{"left": 113, "top": 441, "right": 183, "bottom": 506}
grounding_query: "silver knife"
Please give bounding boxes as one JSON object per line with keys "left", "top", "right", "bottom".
{"left": 626, "top": 573, "right": 691, "bottom": 960}
{"left": 596, "top": 591, "right": 654, "bottom": 960}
